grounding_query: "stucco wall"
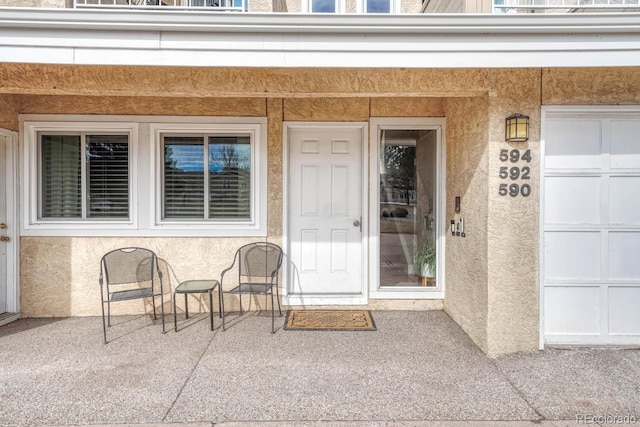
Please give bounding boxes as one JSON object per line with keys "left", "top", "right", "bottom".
{"left": 442, "top": 96, "right": 490, "bottom": 354}
{"left": 542, "top": 67, "right": 640, "bottom": 105}
{"left": 485, "top": 69, "right": 541, "bottom": 357}
{"left": 0, "top": 64, "right": 489, "bottom": 98}
{"left": 0, "top": 94, "right": 19, "bottom": 131}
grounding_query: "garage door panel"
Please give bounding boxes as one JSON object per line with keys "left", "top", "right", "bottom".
{"left": 545, "top": 119, "right": 601, "bottom": 169}
{"left": 608, "top": 287, "right": 640, "bottom": 335}
{"left": 544, "top": 232, "right": 601, "bottom": 281}
{"left": 608, "top": 232, "right": 640, "bottom": 280}
{"left": 609, "top": 177, "right": 640, "bottom": 225}
{"left": 610, "top": 121, "right": 640, "bottom": 169}
{"left": 545, "top": 176, "right": 601, "bottom": 224}
{"left": 544, "top": 287, "right": 600, "bottom": 335}
{"left": 544, "top": 112, "right": 640, "bottom": 346}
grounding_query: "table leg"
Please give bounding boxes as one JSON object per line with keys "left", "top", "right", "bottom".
{"left": 185, "top": 293, "right": 189, "bottom": 319}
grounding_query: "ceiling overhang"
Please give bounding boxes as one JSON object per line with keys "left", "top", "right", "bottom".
{"left": 2, "top": 8, "right": 640, "bottom": 68}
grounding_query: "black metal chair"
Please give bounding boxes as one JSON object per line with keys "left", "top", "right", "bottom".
{"left": 99, "top": 247, "right": 165, "bottom": 343}
{"left": 220, "top": 242, "right": 283, "bottom": 333}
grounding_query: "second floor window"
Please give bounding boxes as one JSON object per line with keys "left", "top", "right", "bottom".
{"left": 310, "top": 0, "right": 337, "bottom": 12}
{"left": 366, "top": 0, "right": 391, "bottom": 12}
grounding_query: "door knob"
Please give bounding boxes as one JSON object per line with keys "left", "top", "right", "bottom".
{"left": 0, "top": 223, "right": 5, "bottom": 229}
{"left": 0, "top": 236, "right": 9, "bottom": 242}
{"left": 353, "top": 220, "right": 360, "bottom": 227}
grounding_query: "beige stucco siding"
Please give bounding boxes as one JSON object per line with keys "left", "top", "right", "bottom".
{"left": 543, "top": 67, "right": 640, "bottom": 105}
{"left": 486, "top": 69, "right": 541, "bottom": 356}
{"left": 442, "top": 96, "right": 490, "bottom": 354}
{"left": 0, "top": 64, "right": 489, "bottom": 98}
{"left": 0, "top": 94, "right": 19, "bottom": 131}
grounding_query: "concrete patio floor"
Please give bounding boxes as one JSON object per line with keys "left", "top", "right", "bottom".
{"left": 0, "top": 311, "right": 638, "bottom": 427}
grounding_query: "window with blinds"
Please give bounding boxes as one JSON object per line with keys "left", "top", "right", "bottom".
{"left": 162, "top": 134, "right": 252, "bottom": 221}
{"left": 39, "top": 133, "right": 130, "bottom": 220}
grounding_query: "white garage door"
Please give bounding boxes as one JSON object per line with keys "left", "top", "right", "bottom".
{"left": 543, "top": 108, "right": 640, "bottom": 346}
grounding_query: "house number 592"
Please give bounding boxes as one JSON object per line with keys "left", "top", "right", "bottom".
{"left": 498, "top": 149, "right": 532, "bottom": 198}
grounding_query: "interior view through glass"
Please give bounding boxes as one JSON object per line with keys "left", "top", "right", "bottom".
{"left": 379, "top": 129, "right": 437, "bottom": 287}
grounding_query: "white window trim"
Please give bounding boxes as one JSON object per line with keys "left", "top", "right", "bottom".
{"left": 20, "top": 114, "right": 268, "bottom": 237}
{"left": 369, "top": 117, "right": 446, "bottom": 300}
{"left": 21, "top": 119, "right": 139, "bottom": 233}
{"left": 149, "top": 121, "right": 267, "bottom": 235}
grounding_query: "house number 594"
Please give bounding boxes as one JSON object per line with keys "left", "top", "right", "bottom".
{"left": 498, "top": 149, "right": 532, "bottom": 198}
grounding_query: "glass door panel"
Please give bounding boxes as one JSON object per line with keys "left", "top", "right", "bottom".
{"left": 379, "top": 129, "right": 437, "bottom": 287}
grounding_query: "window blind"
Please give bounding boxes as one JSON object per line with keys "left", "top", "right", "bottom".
{"left": 41, "top": 135, "right": 82, "bottom": 218}
{"left": 87, "top": 135, "right": 129, "bottom": 219}
{"left": 208, "top": 137, "right": 251, "bottom": 219}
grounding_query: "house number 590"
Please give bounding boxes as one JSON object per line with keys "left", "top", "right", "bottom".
{"left": 498, "top": 149, "right": 532, "bottom": 198}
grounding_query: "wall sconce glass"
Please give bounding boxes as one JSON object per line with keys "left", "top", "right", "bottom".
{"left": 505, "top": 113, "right": 529, "bottom": 142}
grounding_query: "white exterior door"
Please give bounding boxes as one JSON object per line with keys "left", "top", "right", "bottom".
{"left": 542, "top": 108, "right": 640, "bottom": 346}
{"left": 285, "top": 124, "right": 366, "bottom": 305}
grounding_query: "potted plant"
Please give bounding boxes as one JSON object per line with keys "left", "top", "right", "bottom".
{"left": 414, "top": 241, "right": 436, "bottom": 285}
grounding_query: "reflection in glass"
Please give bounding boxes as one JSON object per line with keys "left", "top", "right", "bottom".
{"left": 367, "top": 0, "right": 390, "bottom": 13}
{"left": 311, "top": 0, "right": 336, "bottom": 12}
{"left": 379, "top": 129, "right": 437, "bottom": 287}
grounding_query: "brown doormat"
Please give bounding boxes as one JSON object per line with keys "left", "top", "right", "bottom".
{"left": 283, "top": 310, "right": 376, "bottom": 331}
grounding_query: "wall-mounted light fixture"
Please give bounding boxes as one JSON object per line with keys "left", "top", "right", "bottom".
{"left": 505, "top": 113, "right": 529, "bottom": 142}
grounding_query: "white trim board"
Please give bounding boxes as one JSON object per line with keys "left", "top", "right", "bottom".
{"left": 0, "top": 128, "right": 20, "bottom": 315}
{"left": 2, "top": 10, "right": 640, "bottom": 68}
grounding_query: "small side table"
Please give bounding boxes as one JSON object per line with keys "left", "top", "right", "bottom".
{"left": 173, "top": 279, "right": 220, "bottom": 332}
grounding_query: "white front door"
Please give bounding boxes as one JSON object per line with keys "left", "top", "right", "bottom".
{"left": 285, "top": 123, "right": 366, "bottom": 305}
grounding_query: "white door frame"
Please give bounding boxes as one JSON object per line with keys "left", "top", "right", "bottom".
{"left": 282, "top": 122, "right": 369, "bottom": 306}
{"left": 0, "top": 128, "right": 20, "bottom": 322}
{"left": 369, "top": 118, "right": 446, "bottom": 300}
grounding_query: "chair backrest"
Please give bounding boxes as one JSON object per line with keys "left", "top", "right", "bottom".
{"left": 238, "top": 242, "right": 283, "bottom": 280}
{"left": 101, "top": 247, "right": 158, "bottom": 287}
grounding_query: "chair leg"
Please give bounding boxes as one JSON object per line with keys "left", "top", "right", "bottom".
{"left": 160, "top": 291, "right": 165, "bottom": 334}
{"left": 173, "top": 292, "right": 178, "bottom": 332}
{"left": 275, "top": 285, "right": 282, "bottom": 316}
{"left": 221, "top": 289, "right": 226, "bottom": 331}
{"left": 218, "top": 284, "right": 223, "bottom": 319}
{"left": 209, "top": 289, "right": 214, "bottom": 331}
{"left": 239, "top": 293, "right": 243, "bottom": 315}
{"left": 152, "top": 293, "right": 158, "bottom": 320}
{"left": 101, "top": 301, "right": 108, "bottom": 344}
{"left": 270, "top": 290, "right": 275, "bottom": 334}
{"left": 107, "top": 301, "right": 111, "bottom": 327}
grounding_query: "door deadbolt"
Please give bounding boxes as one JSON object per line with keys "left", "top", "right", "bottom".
{"left": 353, "top": 220, "right": 360, "bottom": 227}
